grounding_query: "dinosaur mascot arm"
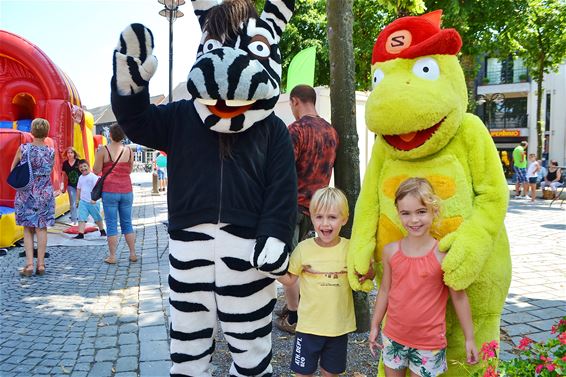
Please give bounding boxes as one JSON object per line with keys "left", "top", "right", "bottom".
{"left": 251, "top": 122, "right": 297, "bottom": 278}
{"left": 440, "top": 114, "right": 509, "bottom": 290}
{"left": 348, "top": 140, "right": 385, "bottom": 292}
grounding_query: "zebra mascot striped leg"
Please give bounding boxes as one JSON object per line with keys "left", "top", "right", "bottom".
{"left": 110, "top": 0, "right": 296, "bottom": 375}
{"left": 169, "top": 224, "right": 277, "bottom": 376}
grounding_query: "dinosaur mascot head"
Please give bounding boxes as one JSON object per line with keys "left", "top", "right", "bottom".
{"left": 366, "top": 10, "right": 467, "bottom": 160}
{"left": 187, "top": 0, "right": 294, "bottom": 133}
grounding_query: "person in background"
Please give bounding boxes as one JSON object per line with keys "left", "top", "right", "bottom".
{"left": 512, "top": 141, "right": 528, "bottom": 199}
{"left": 541, "top": 160, "right": 563, "bottom": 199}
{"left": 526, "top": 153, "right": 540, "bottom": 202}
{"left": 155, "top": 151, "right": 168, "bottom": 192}
{"left": 276, "top": 84, "right": 339, "bottom": 334}
{"left": 74, "top": 159, "right": 106, "bottom": 239}
{"left": 10, "top": 118, "right": 55, "bottom": 276}
{"left": 62, "top": 147, "right": 81, "bottom": 225}
{"left": 93, "top": 123, "right": 137, "bottom": 264}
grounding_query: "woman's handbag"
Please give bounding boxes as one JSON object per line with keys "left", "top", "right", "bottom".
{"left": 542, "top": 188, "right": 555, "bottom": 200}
{"left": 7, "top": 144, "right": 33, "bottom": 191}
{"left": 91, "top": 147, "right": 124, "bottom": 201}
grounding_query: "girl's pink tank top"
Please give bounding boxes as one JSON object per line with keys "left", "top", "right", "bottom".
{"left": 102, "top": 147, "right": 132, "bottom": 194}
{"left": 383, "top": 241, "right": 449, "bottom": 350}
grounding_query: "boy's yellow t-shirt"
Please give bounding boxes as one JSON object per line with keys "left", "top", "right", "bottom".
{"left": 288, "top": 237, "right": 356, "bottom": 337}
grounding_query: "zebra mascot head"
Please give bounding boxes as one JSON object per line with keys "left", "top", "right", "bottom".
{"left": 187, "top": 0, "right": 294, "bottom": 133}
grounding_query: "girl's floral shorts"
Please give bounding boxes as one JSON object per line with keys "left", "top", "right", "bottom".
{"left": 382, "top": 334, "right": 447, "bottom": 377}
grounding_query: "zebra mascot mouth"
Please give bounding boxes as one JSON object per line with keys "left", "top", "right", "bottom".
{"left": 187, "top": 2, "right": 293, "bottom": 133}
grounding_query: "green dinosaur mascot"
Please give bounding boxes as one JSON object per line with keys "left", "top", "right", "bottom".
{"left": 347, "top": 10, "right": 511, "bottom": 376}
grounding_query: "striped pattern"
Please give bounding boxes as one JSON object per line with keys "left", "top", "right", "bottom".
{"left": 169, "top": 223, "right": 277, "bottom": 377}
{"left": 187, "top": 0, "right": 295, "bottom": 133}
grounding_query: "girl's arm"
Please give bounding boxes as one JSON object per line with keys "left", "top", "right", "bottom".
{"left": 10, "top": 148, "right": 22, "bottom": 171}
{"left": 449, "top": 288, "right": 479, "bottom": 364}
{"left": 277, "top": 272, "right": 298, "bottom": 286}
{"left": 555, "top": 169, "right": 562, "bottom": 182}
{"left": 369, "top": 244, "right": 394, "bottom": 357}
{"left": 76, "top": 188, "right": 81, "bottom": 207}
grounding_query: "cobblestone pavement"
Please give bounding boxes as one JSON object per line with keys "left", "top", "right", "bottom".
{"left": 0, "top": 178, "right": 564, "bottom": 376}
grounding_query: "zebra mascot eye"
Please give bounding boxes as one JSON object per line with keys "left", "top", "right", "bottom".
{"left": 248, "top": 36, "right": 270, "bottom": 59}
{"left": 203, "top": 39, "right": 222, "bottom": 53}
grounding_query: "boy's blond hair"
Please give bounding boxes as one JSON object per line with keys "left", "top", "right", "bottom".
{"left": 309, "top": 187, "right": 349, "bottom": 219}
{"left": 31, "top": 118, "right": 50, "bottom": 138}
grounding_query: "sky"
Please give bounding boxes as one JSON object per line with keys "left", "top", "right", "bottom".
{"left": 1, "top": 0, "right": 202, "bottom": 109}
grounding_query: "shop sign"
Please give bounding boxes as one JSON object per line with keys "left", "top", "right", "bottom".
{"left": 490, "top": 129, "right": 522, "bottom": 137}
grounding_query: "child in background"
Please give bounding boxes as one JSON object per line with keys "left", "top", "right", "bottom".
{"left": 526, "top": 153, "right": 540, "bottom": 202}
{"left": 74, "top": 160, "right": 106, "bottom": 239}
{"left": 278, "top": 187, "right": 371, "bottom": 377}
{"left": 369, "top": 177, "right": 478, "bottom": 377}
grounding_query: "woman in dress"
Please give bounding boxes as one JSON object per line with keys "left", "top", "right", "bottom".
{"left": 62, "top": 147, "right": 81, "bottom": 224}
{"left": 93, "top": 123, "right": 137, "bottom": 264}
{"left": 10, "top": 118, "right": 55, "bottom": 276}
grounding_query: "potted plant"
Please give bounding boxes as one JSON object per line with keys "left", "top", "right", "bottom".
{"left": 482, "top": 77, "right": 490, "bottom": 85}
{"left": 519, "top": 73, "right": 528, "bottom": 82}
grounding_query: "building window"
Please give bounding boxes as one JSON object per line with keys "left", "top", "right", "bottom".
{"left": 480, "top": 97, "right": 527, "bottom": 129}
{"left": 545, "top": 92, "right": 551, "bottom": 132}
{"left": 485, "top": 57, "right": 528, "bottom": 84}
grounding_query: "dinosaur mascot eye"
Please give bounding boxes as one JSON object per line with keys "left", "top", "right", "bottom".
{"left": 412, "top": 57, "right": 440, "bottom": 80}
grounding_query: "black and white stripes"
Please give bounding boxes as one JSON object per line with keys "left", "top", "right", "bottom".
{"left": 168, "top": 223, "right": 277, "bottom": 377}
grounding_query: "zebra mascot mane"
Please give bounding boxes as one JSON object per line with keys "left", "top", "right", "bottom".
{"left": 188, "top": 0, "right": 294, "bottom": 133}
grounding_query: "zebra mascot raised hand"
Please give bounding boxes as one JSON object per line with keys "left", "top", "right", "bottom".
{"left": 111, "top": 0, "right": 296, "bottom": 376}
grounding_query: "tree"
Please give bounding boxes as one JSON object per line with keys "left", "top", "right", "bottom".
{"left": 502, "top": 0, "right": 566, "bottom": 158}
{"left": 327, "top": 0, "right": 369, "bottom": 332}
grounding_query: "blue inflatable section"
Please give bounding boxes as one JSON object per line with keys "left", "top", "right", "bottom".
{"left": 0, "top": 120, "right": 13, "bottom": 129}
{"left": 0, "top": 206, "right": 15, "bottom": 216}
{"left": 0, "top": 119, "right": 32, "bottom": 131}
{"left": 16, "top": 119, "right": 32, "bottom": 132}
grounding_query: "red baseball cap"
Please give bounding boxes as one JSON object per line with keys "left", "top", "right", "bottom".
{"left": 372, "top": 10, "right": 462, "bottom": 64}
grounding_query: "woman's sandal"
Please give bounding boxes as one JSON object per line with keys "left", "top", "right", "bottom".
{"left": 129, "top": 254, "right": 138, "bottom": 262}
{"left": 36, "top": 264, "right": 46, "bottom": 276}
{"left": 20, "top": 264, "right": 34, "bottom": 277}
{"left": 104, "top": 257, "right": 117, "bottom": 264}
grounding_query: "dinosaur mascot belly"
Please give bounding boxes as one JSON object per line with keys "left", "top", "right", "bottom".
{"left": 347, "top": 10, "right": 511, "bottom": 376}
{"left": 110, "top": 1, "right": 296, "bottom": 376}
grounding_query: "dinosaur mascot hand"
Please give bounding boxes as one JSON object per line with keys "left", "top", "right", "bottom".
{"left": 348, "top": 243, "right": 375, "bottom": 292}
{"left": 251, "top": 236, "right": 289, "bottom": 279}
{"left": 441, "top": 225, "right": 491, "bottom": 290}
{"left": 112, "top": 24, "right": 158, "bottom": 96}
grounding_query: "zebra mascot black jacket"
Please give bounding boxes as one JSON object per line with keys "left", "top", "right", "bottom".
{"left": 110, "top": 1, "right": 296, "bottom": 376}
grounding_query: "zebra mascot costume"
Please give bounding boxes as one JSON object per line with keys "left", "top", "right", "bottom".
{"left": 110, "top": 0, "right": 296, "bottom": 376}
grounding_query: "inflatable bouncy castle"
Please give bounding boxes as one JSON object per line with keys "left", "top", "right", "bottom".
{"left": 0, "top": 30, "right": 98, "bottom": 248}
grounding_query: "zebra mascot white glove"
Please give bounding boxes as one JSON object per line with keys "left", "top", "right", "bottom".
{"left": 251, "top": 236, "right": 289, "bottom": 279}
{"left": 112, "top": 23, "right": 158, "bottom": 96}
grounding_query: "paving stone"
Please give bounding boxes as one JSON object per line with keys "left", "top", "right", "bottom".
{"left": 95, "top": 347, "right": 119, "bottom": 362}
{"left": 502, "top": 311, "right": 541, "bottom": 324}
{"left": 116, "top": 356, "right": 139, "bottom": 372}
{"left": 140, "top": 360, "right": 171, "bottom": 376}
{"left": 86, "top": 361, "right": 114, "bottom": 376}
{"left": 119, "top": 344, "right": 139, "bottom": 357}
{"left": 119, "top": 323, "right": 138, "bottom": 333}
{"left": 505, "top": 323, "right": 540, "bottom": 336}
{"left": 139, "top": 325, "right": 168, "bottom": 341}
{"left": 119, "top": 332, "right": 138, "bottom": 345}
{"left": 95, "top": 336, "right": 117, "bottom": 348}
{"left": 140, "top": 340, "right": 170, "bottom": 361}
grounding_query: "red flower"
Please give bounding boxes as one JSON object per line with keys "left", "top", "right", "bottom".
{"left": 558, "top": 332, "right": 566, "bottom": 345}
{"left": 536, "top": 356, "right": 556, "bottom": 373}
{"left": 483, "top": 365, "right": 499, "bottom": 377}
{"left": 480, "top": 340, "right": 498, "bottom": 360}
{"left": 517, "top": 336, "right": 533, "bottom": 350}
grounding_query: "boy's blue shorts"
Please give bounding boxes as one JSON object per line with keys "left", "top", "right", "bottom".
{"left": 290, "top": 332, "right": 348, "bottom": 375}
{"left": 78, "top": 200, "right": 102, "bottom": 222}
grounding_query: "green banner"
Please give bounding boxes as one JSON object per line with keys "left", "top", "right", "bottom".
{"left": 286, "top": 46, "right": 316, "bottom": 92}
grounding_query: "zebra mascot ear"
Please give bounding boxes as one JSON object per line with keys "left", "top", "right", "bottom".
{"left": 187, "top": 0, "right": 295, "bottom": 133}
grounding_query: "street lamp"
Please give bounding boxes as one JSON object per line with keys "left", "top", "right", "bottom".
{"left": 477, "top": 93, "right": 505, "bottom": 128}
{"left": 158, "top": 0, "right": 185, "bottom": 103}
